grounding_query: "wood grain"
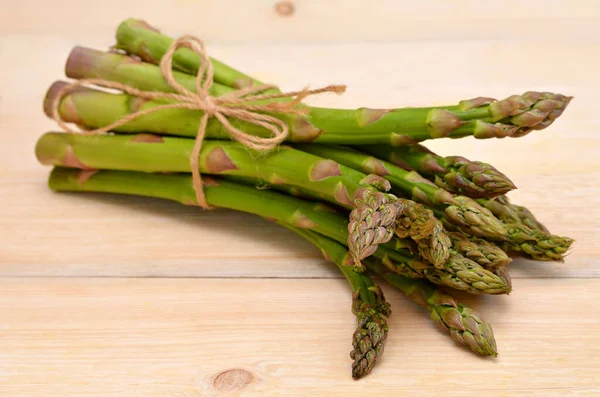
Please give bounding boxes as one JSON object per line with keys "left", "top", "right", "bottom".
{"left": 0, "top": 0, "right": 599, "bottom": 395}
{"left": 3, "top": 0, "right": 600, "bottom": 43}
{"left": 1, "top": 278, "right": 599, "bottom": 397}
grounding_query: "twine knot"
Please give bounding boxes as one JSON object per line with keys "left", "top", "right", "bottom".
{"left": 51, "top": 34, "right": 346, "bottom": 208}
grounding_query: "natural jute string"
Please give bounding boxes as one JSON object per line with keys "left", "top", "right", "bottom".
{"left": 50, "top": 35, "right": 346, "bottom": 208}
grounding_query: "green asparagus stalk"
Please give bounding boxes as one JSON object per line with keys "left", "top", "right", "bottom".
{"left": 494, "top": 195, "right": 550, "bottom": 233}
{"left": 362, "top": 144, "right": 516, "bottom": 199}
{"left": 447, "top": 232, "right": 512, "bottom": 270}
{"left": 420, "top": 249, "right": 509, "bottom": 294}
{"left": 368, "top": 259, "right": 498, "bottom": 357}
{"left": 36, "top": 132, "right": 374, "bottom": 209}
{"left": 44, "top": 81, "right": 284, "bottom": 141}
{"left": 46, "top": 167, "right": 510, "bottom": 294}
{"left": 349, "top": 289, "right": 389, "bottom": 379}
{"left": 477, "top": 197, "right": 573, "bottom": 261}
{"left": 513, "top": 205, "right": 550, "bottom": 234}
{"left": 297, "top": 144, "right": 507, "bottom": 240}
{"left": 513, "top": 207, "right": 550, "bottom": 234}
{"left": 115, "top": 18, "right": 264, "bottom": 89}
{"left": 226, "top": 174, "right": 439, "bottom": 268}
{"left": 476, "top": 196, "right": 521, "bottom": 224}
{"left": 58, "top": 43, "right": 571, "bottom": 144}
{"left": 281, "top": 224, "right": 390, "bottom": 379}
{"left": 500, "top": 224, "right": 573, "bottom": 261}
{"left": 67, "top": 46, "right": 235, "bottom": 98}
{"left": 36, "top": 132, "right": 447, "bottom": 268}
{"left": 235, "top": 176, "right": 505, "bottom": 294}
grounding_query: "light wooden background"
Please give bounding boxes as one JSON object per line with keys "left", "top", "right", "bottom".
{"left": 1, "top": 1, "right": 599, "bottom": 396}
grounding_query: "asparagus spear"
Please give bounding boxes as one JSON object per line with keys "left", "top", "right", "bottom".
{"left": 477, "top": 197, "right": 573, "bottom": 261}
{"left": 36, "top": 132, "right": 443, "bottom": 268}
{"left": 46, "top": 167, "right": 510, "bottom": 294}
{"left": 500, "top": 225, "right": 573, "bottom": 261}
{"left": 297, "top": 144, "right": 507, "bottom": 240}
{"left": 494, "top": 195, "right": 550, "bottom": 233}
{"left": 282, "top": 224, "right": 390, "bottom": 379}
{"left": 513, "top": 205, "right": 550, "bottom": 234}
{"left": 60, "top": 43, "right": 571, "bottom": 144}
{"left": 66, "top": 46, "right": 235, "bottom": 98}
{"left": 369, "top": 259, "right": 498, "bottom": 357}
{"left": 115, "top": 18, "right": 263, "bottom": 89}
{"left": 362, "top": 144, "right": 516, "bottom": 199}
{"left": 44, "top": 81, "right": 284, "bottom": 141}
{"left": 477, "top": 196, "right": 521, "bottom": 225}
{"left": 414, "top": 220, "right": 452, "bottom": 269}
{"left": 447, "top": 232, "right": 512, "bottom": 270}
{"left": 228, "top": 174, "right": 445, "bottom": 270}
{"left": 35, "top": 132, "right": 373, "bottom": 209}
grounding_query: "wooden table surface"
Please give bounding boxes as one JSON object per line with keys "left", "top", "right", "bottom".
{"left": 1, "top": 1, "right": 599, "bottom": 396}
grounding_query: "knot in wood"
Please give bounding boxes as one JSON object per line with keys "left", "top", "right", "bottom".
{"left": 212, "top": 368, "right": 254, "bottom": 392}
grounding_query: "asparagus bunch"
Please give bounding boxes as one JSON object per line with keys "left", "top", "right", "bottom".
{"left": 47, "top": 23, "right": 573, "bottom": 260}
{"left": 51, "top": 35, "right": 571, "bottom": 145}
{"left": 34, "top": 17, "right": 576, "bottom": 380}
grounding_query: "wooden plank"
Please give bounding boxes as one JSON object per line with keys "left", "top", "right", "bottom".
{"left": 0, "top": 0, "right": 599, "bottom": 394}
{"left": 0, "top": 277, "right": 598, "bottom": 396}
{"left": 1, "top": 0, "right": 599, "bottom": 43}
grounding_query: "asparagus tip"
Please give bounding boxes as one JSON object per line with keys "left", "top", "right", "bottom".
{"left": 442, "top": 158, "right": 517, "bottom": 198}
{"left": 448, "top": 232, "right": 512, "bottom": 270}
{"left": 447, "top": 304, "right": 499, "bottom": 357}
{"left": 348, "top": 190, "right": 398, "bottom": 266}
{"left": 504, "top": 225, "right": 575, "bottom": 261}
{"left": 394, "top": 199, "right": 437, "bottom": 240}
{"left": 495, "top": 267, "right": 512, "bottom": 292}
{"left": 350, "top": 289, "right": 389, "bottom": 379}
{"left": 432, "top": 252, "right": 512, "bottom": 295}
{"left": 415, "top": 220, "right": 451, "bottom": 268}
{"left": 445, "top": 197, "right": 508, "bottom": 239}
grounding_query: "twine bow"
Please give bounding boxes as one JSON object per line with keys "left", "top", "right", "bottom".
{"left": 51, "top": 35, "right": 346, "bottom": 208}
